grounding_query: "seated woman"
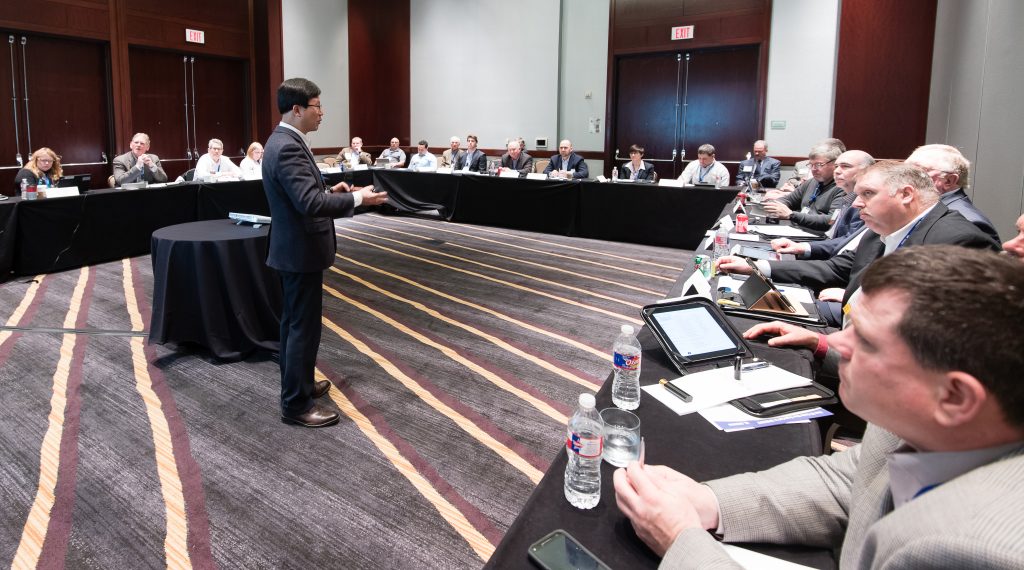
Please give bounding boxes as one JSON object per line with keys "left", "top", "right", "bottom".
{"left": 11, "top": 147, "right": 62, "bottom": 196}
{"left": 240, "top": 142, "right": 264, "bottom": 180}
{"left": 619, "top": 144, "right": 656, "bottom": 181}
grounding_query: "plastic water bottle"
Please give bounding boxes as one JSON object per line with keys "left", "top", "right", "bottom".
{"left": 712, "top": 224, "right": 730, "bottom": 268}
{"left": 20, "top": 178, "right": 28, "bottom": 199}
{"left": 564, "top": 393, "right": 604, "bottom": 509}
{"left": 611, "top": 167, "right": 618, "bottom": 182}
{"left": 611, "top": 324, "right": 642, "bottom": 410}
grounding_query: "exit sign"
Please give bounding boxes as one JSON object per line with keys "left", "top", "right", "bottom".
{"left": 186, "top": 28, "right": 205, "bottom": 44}
{"left": 671, "top": 25, "right": 695, "bottom": 41}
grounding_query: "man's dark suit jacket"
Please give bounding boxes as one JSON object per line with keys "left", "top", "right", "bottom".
{"left": 775, "top": 178, "right": 845, "bottom": 232}
{"left": 263, "top": 125, "right": 356, "bottom": 272}
{"left": 941, "top": 188, "right": 999, "bottom": 242}
{"left": 736, "top": 156, "right": 781, "bottom": 188}
{"left": 807, "top": 201, "right": 865, "bottom": 259}
{"left": 500, "top": 152, "right": 534, "bottom": 176}
{"left": 769, "top": 202, "right": 1000, "bottom": 305}
{"left": 455, "top": 149, "right": 487, "bottom": 172}
{"left": 543, "top": 153, "right": 589, "bottom": 179}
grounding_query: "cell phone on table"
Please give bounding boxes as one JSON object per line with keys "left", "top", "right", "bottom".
{"left": 528, "top": 529, "right": 611, "bottom": 570}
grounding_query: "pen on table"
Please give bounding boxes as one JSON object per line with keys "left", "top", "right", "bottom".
{"left": 659, "top": 378, "right": 692, "bottom": 403}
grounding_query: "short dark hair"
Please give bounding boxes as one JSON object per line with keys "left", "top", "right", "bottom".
{"left": 629, "top": 144, "right": 645, "bottom": 156}
{"left": 418, "top": 140, "right": 428, "bottom": 147}
{"left": 277, "top": 78, "right": 320, "bottom": 114}
{"left": 861, "top": 246, "right": 1024, "bottom": 427}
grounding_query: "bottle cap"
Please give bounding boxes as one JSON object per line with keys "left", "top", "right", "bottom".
{"left": 578, "top": 393, "right": 596, "bottom": 409}
{"left": 620, "top": 324, "right": 634, "bottom": 335}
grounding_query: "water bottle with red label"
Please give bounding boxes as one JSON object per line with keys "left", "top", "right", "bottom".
{"left": 611, "top": 324, "right": 641, "bottom": 410}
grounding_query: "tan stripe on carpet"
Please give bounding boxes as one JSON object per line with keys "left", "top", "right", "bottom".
{"left": 0, "top": 274, "right": 44, "bottom": 349}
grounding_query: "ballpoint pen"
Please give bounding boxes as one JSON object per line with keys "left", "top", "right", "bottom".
{"left": 659, "top": 378, "right": 693, "bottom": 403}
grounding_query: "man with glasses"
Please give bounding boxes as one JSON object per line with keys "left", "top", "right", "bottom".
{"left": 194, "top": 138, "right": 243, "bottom": 181}
{"left": 263, "top": 78, "right": 388, "bottom": 428}
{"left": 763, "top": 142, "right": 845, "bottom": 232}
{"left": 112, "top": 133, "right": 168, "bottom": 185}
{"left": 906, "top": 144, "right": 998, "bottom": 241}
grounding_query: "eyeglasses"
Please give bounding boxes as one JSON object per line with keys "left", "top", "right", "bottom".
{"left": 36, "top": 158, "right": 53, "bottom": 164}
{"left": 304, "top": 103, "right": 323, "bottom": 110}
{"left": 209, "top": 147, "right": 223, "bottom": 151}
{"left": 809, "top": 159, "right": 835, "bottom": 169}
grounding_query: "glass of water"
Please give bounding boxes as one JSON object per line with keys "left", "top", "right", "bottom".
{"left": 600, "top": 408, "right": 641, "bottom": 468}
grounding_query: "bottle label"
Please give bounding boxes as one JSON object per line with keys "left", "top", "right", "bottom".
{"left": 566, "top": 430, "right": 603, "bottom": 459}
{"left": 614, "top": 351, "right": 640, "bottom": 371}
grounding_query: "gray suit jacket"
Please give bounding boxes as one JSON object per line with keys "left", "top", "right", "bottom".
{"left": 736, "top": 156, "right": 781, "bottom": 188}
{"left": 263, "top": 125, "right": 355, "bottom": 273}
{"left": 663, "top": 425, "right": 1024, "bottom": 569}
{"left": 500, "top": 152, "right": 534, "bottom": 176}
{"left": 112, "top": 151, "right": 168, "bottom": 185}
{"left": 941, "top": 188, "right": 999, "bottom": 242}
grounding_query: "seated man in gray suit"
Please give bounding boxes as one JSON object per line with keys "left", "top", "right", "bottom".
{"left": 112, "top": 132, "right": 168, "bottom": 185}
{"left": 500, "top": 140, "right": 533, "bottom": 176}
{"left": 736, "top": 139, "right": 781, "bottom": 188}
{"left": 615, "top": 245, "right": 1024, "bottom": 569}
{"left": 906, "top": 144, "right": 999, "bottom": 242}
{"left": 762, "top": 142, "right": 846, "bottom": 232}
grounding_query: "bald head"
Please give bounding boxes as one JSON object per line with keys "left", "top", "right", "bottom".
{"left": 833, "top": 150, "right": 875, "bottom": 191}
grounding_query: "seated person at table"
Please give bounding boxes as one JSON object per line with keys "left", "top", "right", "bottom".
{"left": 677, "top": 144, "right": 729, "bottom": 186}
{"left": 240, "top": 142, "right": 264, "bottom": 180}
{"left": 12, "top": 147, "right": 62, "bottom": 195}
{"left": 762, "top": 142, "right": 845, "bottom": 232}
{"left": 770, "top": 149, "right": 875, "bottom": 261}
{"left": 619, "top": 144, "right": 656, "bottom": 181}
{"left": 195, "top": 138, "right": 243, "bottom": 181}
{"left": 379, "top": 137, "right": 406, "bottom": 166}
{"left": 716, "top": 161, "right": 1000, "bottom": 327}
{"left": 500, "top": 140, "right": 533, "bottom": 176}
{"left": 456, "top": 134, "right": 487, "bottom": 172}
{"left": 906, "top": 144, "right": 999, "bottom": 242}
{"left": 112, "top": 132, "right": 168, "bottom": 186}
{"left": 440, "top": 136, "right": 463, "bottom": 168}
{"left": 337, "top": 136, "right": 372, "bottom": 169}
{"left": 736, "top": 140, "right": 781, "bottom": 188}
{"left": 543, "top": 139, "right": 589, "bottom": 179}
{"left": 407, "top": 140, "right": 437, "bottom": 172}
{"left": 615, "top": 246, "right": 1024, "bottom": 570}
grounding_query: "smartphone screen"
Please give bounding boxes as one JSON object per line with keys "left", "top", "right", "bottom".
{"left": 528, "top": 530, "right": 611, "bottom": 570}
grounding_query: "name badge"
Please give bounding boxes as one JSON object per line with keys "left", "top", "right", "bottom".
{"left": 742, "top": 165, "right": 753, "bottom": 173}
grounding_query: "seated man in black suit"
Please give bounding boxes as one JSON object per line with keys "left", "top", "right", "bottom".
{"left": 736, "top": 139, "right": 781, "bottom": 188}
{"left": 500, "top": 140, "right": 533, "bottom": 176}
{"left": 762, "top": 142, "right": 846, "bottom": 232}
{"left": 543, "top": 139, "right": 589, "bottom": 179}
{"left": 906, "top": 144, "right": 999, "bottom": 242}
{"left": 717, "top": 161, "right": 1000, "bottom": 324}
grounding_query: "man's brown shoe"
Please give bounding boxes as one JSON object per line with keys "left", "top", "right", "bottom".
{"left": 281, "top": 404, "right": 340, "bottom": 428}
{"left": 313, "top": 379, "right": 332, "bottom": 399}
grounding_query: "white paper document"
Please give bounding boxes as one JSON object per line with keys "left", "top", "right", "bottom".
{"left": 748, "top": 224, "right": 820, "bottom": 238}
{"left": 698, "top": 403, "right": 831, "bottom": 432}
{"left": 642, "top": 365, "right": 811, "bottom": 415}
{"left": 728, "top": 232, "right": 761, "bottom": 242}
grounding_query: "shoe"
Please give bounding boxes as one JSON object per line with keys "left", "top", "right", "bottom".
{"left": 313, "top": 379, "right": 332, "bottom": 399}
{"left": 281, "top": 404, "right": 340, "bottom": 428}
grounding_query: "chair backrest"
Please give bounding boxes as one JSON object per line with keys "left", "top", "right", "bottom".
{"left": 323, "top": 156, "right": 337, "bottom": 167}
{"left": 534, "top": 159, "right": 550, "bottom": 173}
{"left": 107, "top": 175, "right": 116, "bottom": 188}
{"left": 184, "top": 168, "right": 196, "bottom": 182}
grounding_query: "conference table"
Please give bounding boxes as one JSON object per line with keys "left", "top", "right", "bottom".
{"left": 0, "top": 170, "right": 740, "bottom": 281}
{"left": 484, "top": 320, "right": 835, "bottom": 569}
{"left": 149, "top": 219, "right": 281, "bottom": 360}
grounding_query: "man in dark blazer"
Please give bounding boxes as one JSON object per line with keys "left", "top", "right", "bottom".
{"left": 735, "top": 140, "right": 781, "bottom": 188}
{"left": 455, "top": 134, "right": 487, "bottom": 172}
{"left": 906, "top": 144, "right": 999, "bottom": 242}
{"left": 718, "top": 161, "right": 999, "bottom": 307}
{"left": 263, "top": 78, "right": 388, "bottom": 427}
{"left": 500, "top": 140, "right": 533, "bottom": 176}
{"left": 543, "top": 139, "right": 589, "bottom": 179}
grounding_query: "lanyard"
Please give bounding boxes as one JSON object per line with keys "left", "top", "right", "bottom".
{"left": 698, "top": 163, "right": 712, "bottom": 182}
{"left": 895, "top": 217, "right": 924, "bottom": 250}
{"left": 807, "top": 182, "right": 824, "bottom": 205}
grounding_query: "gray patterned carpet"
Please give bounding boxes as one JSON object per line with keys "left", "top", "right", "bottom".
{"left": 0, "top": 212, "right": 686, "bottom": 569}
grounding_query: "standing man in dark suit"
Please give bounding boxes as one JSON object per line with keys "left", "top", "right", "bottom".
{"left": 263, "top": 78, "right": 388, "bottom": 427}
{"left": 543, "top": 139, "right": 589, "bottom": 179}
{"left": 736, "top": 139, "right": 781, "bottom": 188}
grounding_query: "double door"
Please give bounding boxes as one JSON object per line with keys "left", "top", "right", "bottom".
{"left": 611, "top": 45, "right": 760, "bottom": 180}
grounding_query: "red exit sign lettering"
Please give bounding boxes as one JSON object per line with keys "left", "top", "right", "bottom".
{"left": 671, "top": 25, "right": 695, "bottom": 41}
{"left": 186, "top": 28, "right": 205, "bottom": 44}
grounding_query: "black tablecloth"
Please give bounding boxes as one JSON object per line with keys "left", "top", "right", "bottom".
{"left": 453, "top": 175, "right": 580, "bottom": 235}
{"left": 369, "top": 169, "right": 459, "bottom": 216}
{"left": 149, "top": 219, "right": 281, "bottom": 360}
{"left": 0, "top": 199, "right": 16, "bottom": 277}
{"left": 485, "top": 296, "right": 834, "bottom": 569}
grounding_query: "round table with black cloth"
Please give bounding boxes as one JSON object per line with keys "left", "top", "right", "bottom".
{"left": 149, "top": 219, "right": 281, "bottom": 360}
